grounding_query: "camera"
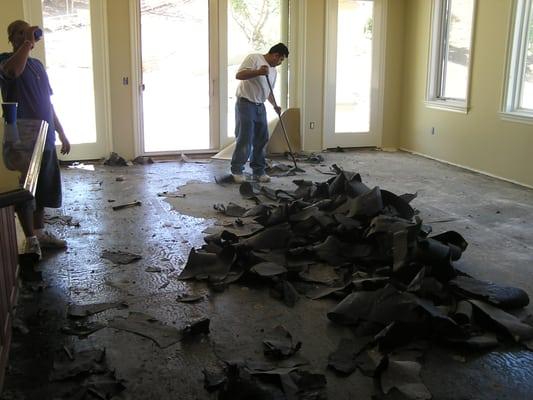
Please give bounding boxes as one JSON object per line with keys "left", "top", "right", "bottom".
{"left": 34, "top": 28, "right": 43, "bottom": 41}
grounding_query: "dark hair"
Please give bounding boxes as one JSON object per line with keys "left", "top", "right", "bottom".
{"left": 268, "top": 43, "right": 289, "bottom": 57}
{"left": 7, "top": 20, "right": 29, "bottom": 43}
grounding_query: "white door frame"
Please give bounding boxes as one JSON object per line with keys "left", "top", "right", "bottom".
{"left": 323, "top": 0, "right": 387, "bottom": 149}
{"left": 24, "top": 0, "right": 112, "bottom": 160}
{"left": 131, "top": 0, "right": 220, "bottom": 156}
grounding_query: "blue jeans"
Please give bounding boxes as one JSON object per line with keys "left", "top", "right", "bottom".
{"left": 230, "top": 98, "right": 269, "bottom": 176}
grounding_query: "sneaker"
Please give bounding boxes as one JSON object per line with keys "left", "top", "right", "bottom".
{"left": 254, "top": 174, "right": 271, "bottom": 183}
{"left": 232, "top": 174, "right": 246, "bottom": 184}
{"left": 24, "top": 236, "right": 42, "bottom": 260}
{"left": 36, "top": 230, "right": 67, "bottom": 249}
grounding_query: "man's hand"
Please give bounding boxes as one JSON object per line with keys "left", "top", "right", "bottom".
{"left": 274, "top": 105, "right": 282, "bottom": 115}
{"left": 257, "top": 65, "right": 270, "bottom": 76}
{"left": 23, "top": 26, "right": 40, "bottom": 48}
{"left": 59, "top": 134, "right": 71, "bottom": 155}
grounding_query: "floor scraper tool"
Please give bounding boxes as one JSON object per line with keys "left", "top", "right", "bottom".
{"left": 266, "top": 75, "right": 305, "bottom": 173}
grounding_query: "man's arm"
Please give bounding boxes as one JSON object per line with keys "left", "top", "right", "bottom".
{"left": 267, "top": 93, "right": 282, "bottom": 115}
{"left": 52, "top": 106, "right": 70, "bottom": 155}
{"left": 236, "top": 65, "right": 270, "bottom": 80}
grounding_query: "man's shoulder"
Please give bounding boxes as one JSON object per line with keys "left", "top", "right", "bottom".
{"left": 240, "top": 53, "right": 264, "bottom": 68}
{"left": 247, "top": 53, "right": 263, "bottom": 60}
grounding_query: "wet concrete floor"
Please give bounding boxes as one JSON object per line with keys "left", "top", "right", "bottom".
{"left": 2, "top": 149, "right": 533, "bottom": 399}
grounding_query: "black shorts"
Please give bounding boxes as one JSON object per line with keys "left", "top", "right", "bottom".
{"left": 35, "top": 148, "right": 62, "bottom": 209}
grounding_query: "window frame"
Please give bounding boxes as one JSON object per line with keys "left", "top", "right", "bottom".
{"left": 426, "top": 0, "right": 477, "bottom": 113}
{"left": 501, "top": 0, "right": 533, "bottom": 124}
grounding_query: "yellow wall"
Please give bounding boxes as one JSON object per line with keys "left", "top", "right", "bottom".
{"left": 400, "top": 0, "right": 533, "bottom": 187}
{"left": 300, "top": 0, "right": 326, "bottom": 151}
{"left": 0, "top": 2, "right": 24, "bottom": 51}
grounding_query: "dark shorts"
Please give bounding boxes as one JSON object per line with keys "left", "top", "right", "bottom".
{"left": 35, "top": 148, "right": 62, "bottom": 209}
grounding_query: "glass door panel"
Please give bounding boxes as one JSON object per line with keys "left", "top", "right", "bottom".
{"left": 227, "top": 0, "right": 283, "bottom": 138}
{"left": 140, "top": 0, "right": 210, "bottom": 152}
{"left": 335, "top": 0, "right": 372, "bottom": 134}
{"left": 42, "top": 0, "right": 97, "bottom": 148}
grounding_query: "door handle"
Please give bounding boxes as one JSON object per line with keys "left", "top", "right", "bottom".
{"left": 140, "top": 83, "right": 145, "bottom": 91}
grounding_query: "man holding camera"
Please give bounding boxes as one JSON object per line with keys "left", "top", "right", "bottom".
{"left": 0, "top": 20, "right": 70, "bottom": 258}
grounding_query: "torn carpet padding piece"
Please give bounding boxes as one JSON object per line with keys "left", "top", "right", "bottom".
{"left": 449, "top": 276, "right": 529, "bottom": 309}
{"left": 50, "top": 349, "right": 107, "bottom": 381}
{"left": 181, "top": 165, "right": 531, "bottom": 374}
{"left": 263, "top": 325, "right": 302, "bottom": 359}
{"left": 67, "top": 301, "right": 127, "bottom": 318}
{"left": 108, "top": 312, "right": 182, "bottom": 348}
{"left": 328, "top": 338, "right": 371, "bottom": 375}
{"left": 380, "top": 359, "right": 432, "bottom": 400}
{"left": 101, "top": 250, "right": 142, "bottom": 265}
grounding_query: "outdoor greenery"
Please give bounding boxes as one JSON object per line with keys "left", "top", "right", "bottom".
{"left": 230, "top": 0, "right": 279, "bottom": 50}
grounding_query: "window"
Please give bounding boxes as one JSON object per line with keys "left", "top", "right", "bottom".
{"left": 502, "top": 0, "right": 533, "bottom": 122}
{"left": 426, "top": 0, "right": 476, "bottom": 112}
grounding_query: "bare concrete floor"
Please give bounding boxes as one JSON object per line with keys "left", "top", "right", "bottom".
{"left": 2, "top": 149, "right": 533, "bottom": 400}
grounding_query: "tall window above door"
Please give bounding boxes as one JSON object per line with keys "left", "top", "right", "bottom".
{"left": 426, "top": 0, "right": 476, "bottom": 113}
{"left": 502, "top": 0, "right": 533, "bottom": 122}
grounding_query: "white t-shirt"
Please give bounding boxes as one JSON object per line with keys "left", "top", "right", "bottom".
{"left": 235, "top": 53, "right": 277, "bottom": 103}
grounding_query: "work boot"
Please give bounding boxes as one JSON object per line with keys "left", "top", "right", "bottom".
{"left": 232, "top": 174, "right": 246, "bottom": 184}
{"left": 254, "top": 174, "right": 271, "bottom": 183}
{"left": 36, "top": 230, "right": 67, "bottom": 249}
{"left": 24, "top": 236, "right": 42, "bottom": 260}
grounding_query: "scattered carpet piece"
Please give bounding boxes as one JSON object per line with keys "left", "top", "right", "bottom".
{"left": 263, "top": 325, "right": 302, "bottom": 359}
{"left": 108, "top": 312, "right": 182, "bottom": 348}
{"left": 101, "top": 250, "right": 142, "bottom": 265}
{"left": 67, "top": 302, "right": 127, "bottom": 318}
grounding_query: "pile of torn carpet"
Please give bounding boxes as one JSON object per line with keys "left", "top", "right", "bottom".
{"left": 179, "top": 164, "right": 533, "bottom": 399}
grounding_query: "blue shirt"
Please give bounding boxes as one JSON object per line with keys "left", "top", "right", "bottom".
{"left": 0, "top": 53, "right": 56, "bottom": 149}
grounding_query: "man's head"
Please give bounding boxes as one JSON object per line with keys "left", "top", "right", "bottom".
{"left": 7, "top": 20, "right": 31, "bottom": 50}
{"left": 266, "top": 43, "right": 289, "bottom": 67}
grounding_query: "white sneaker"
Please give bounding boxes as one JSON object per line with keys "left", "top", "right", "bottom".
{"left": 232, "top": 174, "right": 246, "bottom": 184}
{"left": 36, "top": 230, "right": 67, "bottom": 249}
{"left": 254, "top": 174, "right": 271, "bottom": 183}
{"left": 24, "top": 236, "right": 42, "bottom": 259}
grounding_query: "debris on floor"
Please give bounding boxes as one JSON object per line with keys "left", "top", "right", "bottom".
{"left": 111, "top": 200, "right": 142, "bottom": 211}
{"left": 61, "top": 320, "right": 107, "bottom": 337}
{"left": 178, "top": 164, "right": 533, "bottom": 398}
{"left": 132, "top": 156, "right": 154, "bottom": 165}
{"left": 157, "top": 191, "right": 186, "bottom": 198}
{"left": 263, "top": 325, "right": 302, "bottom": 359}
{"left": 43, "top": 214, "right": 81, "bottom": 227}
{"left": 108, "top": 312, "right": 210, "bottom": 348}
{"left": 179, "top": 153, "right": 212, "bottom": 164}
{"left": 67, "top": 301, "right": 128, "bottom": 318}
{"left": 103, "top": 152, "right": 130, "bottom": 166}
{"left": 101, "top": 250, "right": 142, "bottom": 265}
{"left": 49, "top": 348, "right": 126, "bottom": 399}
{"left": 66, "top": 162, "right": 95, "bottom": 171}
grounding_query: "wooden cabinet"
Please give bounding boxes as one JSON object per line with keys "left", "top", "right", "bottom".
{"left": 0, "top": 206, "right": 18, "bottom": 390}
{"left": 0, "top": 119, "right": 47, "bottom": 390}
